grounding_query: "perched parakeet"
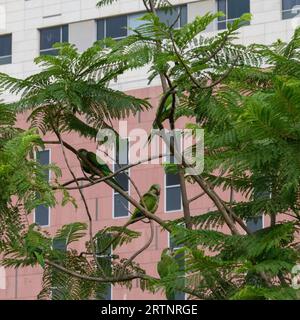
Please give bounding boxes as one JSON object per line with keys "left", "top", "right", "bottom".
{"left": 130, "top": 184, "right": 161, "bottom": 221}
{"left": 77, "top": 149, "right": 124, "bottom": 190}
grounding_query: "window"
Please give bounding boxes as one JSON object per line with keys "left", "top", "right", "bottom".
{"left": 165, "top": 134, "right": 182, "bottom": 213}
{"left": 113, "top": 139, "right": 129, "bottom": 218}
{"left": 217, "top": 0, "right": 250, "bottom": 30}
{"left": 157, "top": 5, "right": 187, "bottom": 28}
{"left": 97, "top": 5, "right": 187, "bottom": 40}
{"left": 168, "top": 234, "right": 185, "bottom": 300}
{"left": 0, "top": 34, "right": 12, "bottom": 65}
{"left": 40, "top": 25, "right": 69, "bottom": 56}
{"left": 282, "top": 0, "right": 300, "bottom": 19}
{"left": 50, "top": 237, "right": 66, "bottom": 299}
{"left": 35, "top": 150, "right": 50, "bottom": 227}
{"left": 246, "top": 216, "right": 263, "bottom": 233}
{"left": 97, "top": 15, "right": 127, "bottom": 41}
{"left": 246, "top": 190, "right": 269, "bottom": 232}
{"left": 52, "top": 238, "right": 66, "bottom": 251}
{"left": 95, "top": 235, "right": 112, "bottom": 300}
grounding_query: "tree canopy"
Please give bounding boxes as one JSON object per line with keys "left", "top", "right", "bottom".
{"left": 0, "top": 0, "right": 299, "bottom": 300}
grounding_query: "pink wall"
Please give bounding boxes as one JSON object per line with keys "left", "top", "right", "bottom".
{"left": 0, "top": 85, "right": 244, "bottom": 300}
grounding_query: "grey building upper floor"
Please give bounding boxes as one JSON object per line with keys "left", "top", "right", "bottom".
{"left": 0, "top": 0, "right": 299, "bottom": 93}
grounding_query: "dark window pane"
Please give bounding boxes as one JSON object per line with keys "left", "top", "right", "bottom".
{"left": 53, "top": 238, "right": 66, "bottom": 251}
{"left": 166, "top": 186, "right": 182, "bottom": 212}
{"left": 0, "top": 34, "right": 12, "bottom": 57}
{"left": 114, "top": 193, "right": 129, "bottom": 217}
{"left": 218, "top": 21, "right": 227, "bottom": 30}
{"left": 36, "top": 150, "right": 50, "bottom": 181}
{"left": 218, "top": 0, "right": 227, "bottom": 17}
{"left": 247, "top": 216, "right": 263, "bottom": 233}
{"left": 106, "top": 15, "right": 127, "bottom": 39}
{"left": 283, "top": 0, "right": 300, "bottom": 11}
{"left": 35, "top": 205, "right": 49, "bottom": 226}
{"left": 40, "top": 26, "right": 61, "bottom": 50}
{"left": 157, "top": 7, "right": 180, "bottom": 28}
{"left": 218, "top": 0, "right": 250, "bottom": 29}
{"left": 62, "top": 25, "right": 69, "bottom": 42}
{"left": 97, "top": 19, "right": 105, "bottom": 40}
{"left": 36, "top": 149, "right": 50, "bottom": 165}
{"left": 169, "top": 234, "right": 183, "bottom": 250}
{"left": 114, "top": 172, "right": 129, "bottom": 191}
{"left": 282, "top": 0, "right": 300, "bottom": 19}
{"left": 180, "top": 5, "right": 188, "bottom": 27}
{"left": 128, "top": 13, "right": 145, "bottom": 34}
{"left": 116, "top": 139, "right": 129, "bottom": 165}
{"left": 166, "top": 173, "right": 180, "bottom": 186}
{"left": 228, "top": 0, "right": 250, "bottom": 20}
{"left": 0, "top": 56, "right": 12, "bottom": 65}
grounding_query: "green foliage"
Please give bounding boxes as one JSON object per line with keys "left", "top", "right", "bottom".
{"left": 1, "top": 0, "right": 300, "bottom": 301}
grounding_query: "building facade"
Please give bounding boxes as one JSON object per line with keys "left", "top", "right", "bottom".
{"left": 0, "top": 0, "right": 299, "bottom": 300}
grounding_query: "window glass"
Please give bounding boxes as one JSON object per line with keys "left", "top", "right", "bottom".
{"left": 0, "top": 34, "right": 12, "bottom": 65}
{"left": 106, "top": 15, "right": 127, "bottom": 39}
{"left": 114, "top": 193, "right": 129, "bottom": 217}
{"left": 52, "top": 238, "right": 66, "bottom": 251}
{"left": 35, "top": 150, "right": 50, "bottom": 226}
{"left": 228, "top": 0, "right": 250, "bottom": 20}
{"left": 246, "top": 216, "right": 263, "bottom": 233}
{"left": 180, "top": 5, "right": 188, "bottom": 27}
{"left": 166, "top": 173, "right": 180, "bottom": 186}
{"left": 35, "top": 205, "right": 49, "bottom": 226}
{"left": 97, "top": 19, "right": 105, "bottom": 40}
{"left": 282, "top": 0, "right": 300, "bottom": 19}
{"left": 113, "top": 140, "right": 129, "bottom": 218}
{"left": 166, "top": 187, "right": 182, "bottom": 212}
{"left": 157, "top": 7, "right": 180, "bottom": 28}
{"left": 97, "top": 5, "right": 187, "bottom": 40}
{"left": 217, "top": 0, "right": 250, "bottom": 30}
{"left": 36, "top": 150, "right": 50, "bottom": 181}
{"left": 40, "top": 25, "right": 69, "bottom": 55}
{"left": 128, "top": 13, "right": 145, "bottom": 35}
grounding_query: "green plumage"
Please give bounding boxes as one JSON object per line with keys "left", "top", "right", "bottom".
{"left": 78, "top": 149, "right": 124, "bottom": 190}
{"left": 130, "top": 184, "right": 161, "bottom": 221}
{"left": 157, "top": 248, "right": 180, "bottom": 300}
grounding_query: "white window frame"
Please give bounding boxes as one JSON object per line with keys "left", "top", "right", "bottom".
{"left": 33, "top": 148, "right": 51, "bottom": 228}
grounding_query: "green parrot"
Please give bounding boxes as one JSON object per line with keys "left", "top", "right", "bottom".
{"left": 130, "top": 184, "right": 161, "bottom": 222}
{"left": 77, "top": 149, "right": 124, "bottom": 190}
{"left": 157, "top": 248, "right": 179, "bottom": 300}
